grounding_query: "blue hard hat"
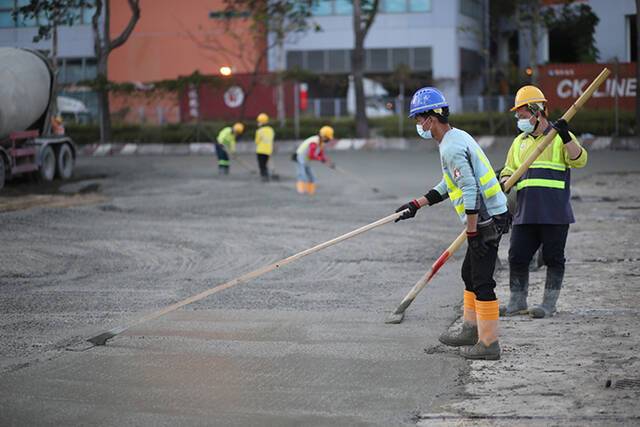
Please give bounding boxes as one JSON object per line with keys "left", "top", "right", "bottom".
{"left": 408, "top": 87, "right": 448, "bottom": 118}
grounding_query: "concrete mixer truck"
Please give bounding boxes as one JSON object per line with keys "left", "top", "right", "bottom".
{"left": 0, "top": 47, "right": 77, "bottom": 191}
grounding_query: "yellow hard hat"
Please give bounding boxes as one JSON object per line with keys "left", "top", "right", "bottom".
{"left": 233, "top": 122, "right": 244, "bottom": 134}
{"left": 256, "top": 113, "right": 269, "bottom": 125}
{"left": 511, "top": 85, "right": 547, "bottom": 112}
{"left": 319, "top": 125, "right": 334, "bottom": 141}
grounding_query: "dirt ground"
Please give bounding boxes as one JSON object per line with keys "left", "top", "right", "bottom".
{"left": 419, "top": 163, "right": 640, "bottom": 425}
{"left": 1, "top": 148, "right": 639, "bottom": 425}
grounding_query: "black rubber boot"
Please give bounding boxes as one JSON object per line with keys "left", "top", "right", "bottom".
{"left": 530, "top": 266, "right": 563, "bottom": 318}
{"left": 460, "top": 340, "right": 501, "bottom": 360}
{"left": 439, "top": 322, "right": 478, "bottom": 347}
{"left": 499, "top": 269, "right": 529, "bottom": 316}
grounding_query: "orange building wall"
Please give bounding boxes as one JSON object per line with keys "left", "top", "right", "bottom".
{"left": 108, "top": 0, "right": 265, "bottom": 123}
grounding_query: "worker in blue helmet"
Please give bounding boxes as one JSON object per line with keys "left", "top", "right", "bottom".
{"left": 394, "top": 87, "right": 511, "bottom": 360}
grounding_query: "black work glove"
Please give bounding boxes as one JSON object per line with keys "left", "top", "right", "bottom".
{"left": 467, "top": 231, "right": 489, "bottom": 257}
{"left": 395, "top": 199, "right": 421, "bottom": 222}
{"left": 500, "top": 178, "right": 511, "bottom": 194}
{"left": 552, "top": 119, "right": 572, "bottom": 144}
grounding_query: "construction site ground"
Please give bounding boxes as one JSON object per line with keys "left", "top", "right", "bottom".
{"left": 1, "top": 147, "right": 639, "bottom": 426}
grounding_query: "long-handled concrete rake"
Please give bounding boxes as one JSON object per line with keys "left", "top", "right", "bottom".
{"left": 231, "top": 153, "right": 257, "bottom": 175}
{"left": 329, "top": 164, "right": 382, "bottom": 194}
{"left": 385, "top": 67, "right": 612, "bottom": 324}
{"left": 87, "top": 210, "right": 407, "bottom": 346}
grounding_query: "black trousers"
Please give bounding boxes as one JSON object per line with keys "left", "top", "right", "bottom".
{"left": 509, "top": 224, "right": 569, "bottom": 275}
{"left": 257, "top": 153, "right": 270, "bottom": 178}
{"left": 215, "top": 144, "right": 229, "bottom": 169}
{"left": 461, "top": 236, "right": 501, "bottom": 302}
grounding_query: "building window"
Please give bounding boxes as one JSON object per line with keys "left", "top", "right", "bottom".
{"left": 413, "top": 47, "right": 432, "bottom": 71}
{"left": 367, "top": 48, "right": 389, "bottom": 72}
{"left": 286, "top": 51, "right": 304, "bottom": 69}
{"left": 409, "top": 0, "right": 431, "bottom": 12}
{"left": 334, "top": 0, "right": 352, "bottom": 15}
{"left": 312, "top": 0, "right": 430, "bottom": 16}
{"left": 286, "top": 47, "right": 432, "bottom": 74}
{"left": 58, "top": 57, "right": 97, "bottom": 85}
{"left": 382, "top": 0, "right": 407, "bottom": 13}
{"left": 460, "top": 0, "right": 483, "bottom": 21}
{"left": 311, "top": 0, "right": 332, "bottom": 16}
{"left": 328, "top": 49, "right": 350, "bottom": 72}
{"left": 307, "top": 50, "right": 326, "bottom": 72}
{"left": 0, "top": 10, "right": 14, "bottom": 28}
{"left": 391, "top": 48, "right": 410, "bottom": 69}
{"left": 0, "top": 1, "right": 94, "bottom": 28}
{"left": 82, "top": 5, "right": 96, "bottom": 24}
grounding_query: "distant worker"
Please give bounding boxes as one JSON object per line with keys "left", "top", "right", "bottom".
{"left": 255, "top": 113, "right": 274, "bottom": 182}
{"left": 394, "top": 87, "right": 510, "bottom": 360}
{"left": 294, "top": 125, "right": 335, "bottom": 195}
{"left": 215, "top": 122, "right": 244, "bottom": 175}
{"left": 51, "top": 115, "right": 65, "bottom": 136}
{"left": 499, "top": 85, "right": 588, "bottom": 319}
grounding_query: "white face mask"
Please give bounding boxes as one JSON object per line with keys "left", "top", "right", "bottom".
{"left": 416, "top": 122, "right": 432, "bottom": 139}
{"left": 517, "top": 118, "right": 535, "bottom": 134}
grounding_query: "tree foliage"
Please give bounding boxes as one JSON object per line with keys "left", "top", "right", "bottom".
{"left": 544, "top": 2, "right": 600, "bottom": 63}
{"left": 13, "top": 0, "right": 93, "bottom": 42}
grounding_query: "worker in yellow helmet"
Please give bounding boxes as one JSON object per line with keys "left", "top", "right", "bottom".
{"left": 215, "top": 122, "right": 244, "bottom": 175}
{"left": 255, "top": 113, "right": 274, "bottom": 182}
{"left": 293, "top": 125, "right": 335, "bottom": 195}
{"left": 499, "top": 85, "right": 588, "bottom": 319}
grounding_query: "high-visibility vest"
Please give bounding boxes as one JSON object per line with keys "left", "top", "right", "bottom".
{"left": 255, "top": 125, "right": 274, "bottom": 155}
{"left": 512, "top": 134, "right": 568, "bottom": 191}
{"left": 296, "top": 135, "right": 320, "bottom": 162}
{"left": 442, "top": 146, "right": 502, "bottom": 220}
{"left": 501, "top": 131, "right": 588, "bottom": 224}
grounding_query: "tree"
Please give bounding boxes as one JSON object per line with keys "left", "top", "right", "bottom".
{"left": 352, "top": 0, "right": 379, "bottom": 138}
{"left": 199, "top": 1, "right": 318, "bottom": 123}
{"left": 14, "top": 0, "right": 93, "bottom": 132}
{"left": 91, "top": 0, "right": 140, "bottom": 143}
{"left": 544, "top": 2, "right": 600, "bottom": 63}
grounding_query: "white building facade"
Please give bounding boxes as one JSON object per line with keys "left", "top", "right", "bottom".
{"left": 270, "top": 0, "right": 489, "bottom": 114}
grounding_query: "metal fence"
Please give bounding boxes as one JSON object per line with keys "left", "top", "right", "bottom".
{"left": 460, "top": 96, "right": 515, "bottom": 113}
{"left": 306, "top": 96, "right": 516, "bottom": 117}
{"left": 306, "top": 98, "right": 349, "bottom": 118}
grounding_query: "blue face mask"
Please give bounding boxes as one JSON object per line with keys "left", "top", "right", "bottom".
{"left": 416, "top": 123, "right": 432, "bottom": 139}
{"left": 517, "top": 118, "right": 535, "bottom": 134}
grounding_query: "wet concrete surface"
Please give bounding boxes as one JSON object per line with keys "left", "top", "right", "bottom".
{"left": 1, "top": 148, "right": 639, "bottom": 425}
{"left": 1, "top": 150, "right": 466, "bottom": 425}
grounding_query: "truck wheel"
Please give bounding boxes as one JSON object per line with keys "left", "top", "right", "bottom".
{"left": 39, "top": 145, "right": 56, "bottom": 182}
{"left": 56, "top": 143, "right": 74, "bottom": 179}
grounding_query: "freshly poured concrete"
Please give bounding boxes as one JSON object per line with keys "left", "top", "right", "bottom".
{"left": 3, "top": 148, "right": 638, "bottom": 425}
{"left": 0, "top": 151, "right": 466, "bottom": 425}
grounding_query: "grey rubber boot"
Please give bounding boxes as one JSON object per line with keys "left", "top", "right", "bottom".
{"left": 499, "top": 269, "right": 529, "bottom": 316}
{"left": 530, "top": 266, "right": 563, "bottom": 318}
{"left": 460, "top": 341, "right": 501, "bottom": 360}
{"left": 439, "top": 322, "right": 478, "bottom": 347}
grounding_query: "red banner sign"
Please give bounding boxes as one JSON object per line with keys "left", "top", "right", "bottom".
{"left": 538, "top": 63, "right": 637, "bottom": 111}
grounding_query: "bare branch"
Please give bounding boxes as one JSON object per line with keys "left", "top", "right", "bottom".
{"left": 109, "top": 0, "right": 140, "bottom": 51}
{"left": 92, "top": 0, "right": 103, "bottom": 59}
{"left": 362, "top": 0, "right": 379, "bottom": 36}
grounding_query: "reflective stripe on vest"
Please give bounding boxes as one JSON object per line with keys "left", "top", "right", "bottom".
{"left": 443, "top": 173, "right": 463, "bottom": 201}
{"left": 513, "top": 135, "right": 567, "bottom": 190}
{"left": 516, "top": 178, "right": 565, "bottom": 190}
{"left": 474, "top": 148, "right": 501, "bottom": 198}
